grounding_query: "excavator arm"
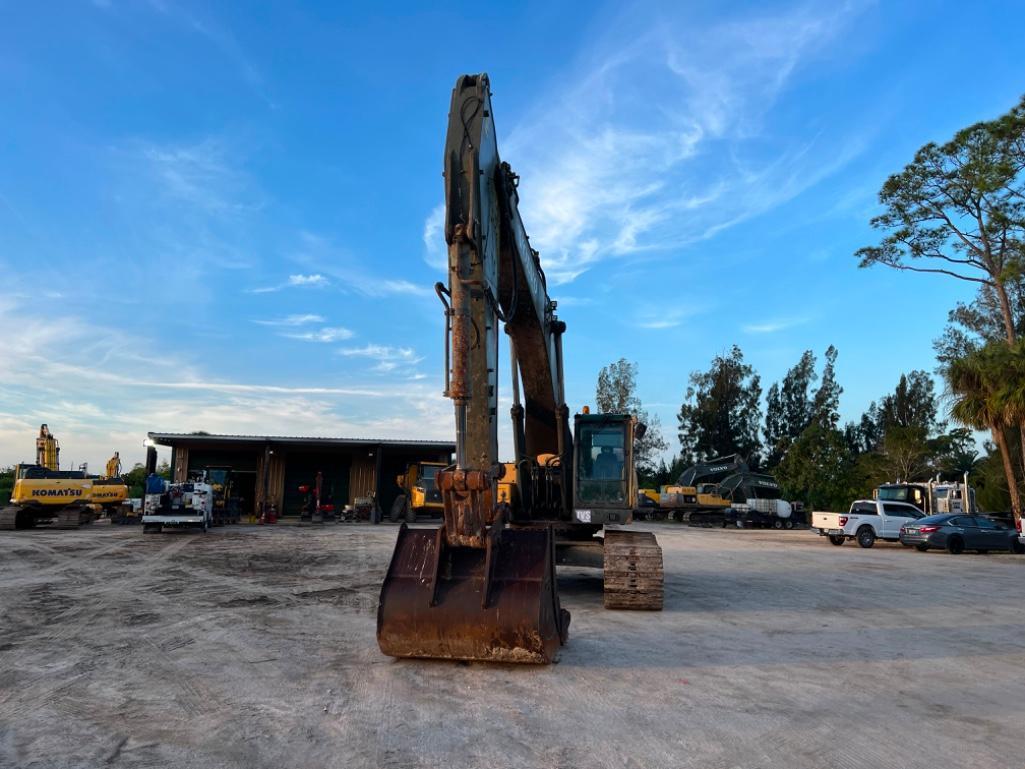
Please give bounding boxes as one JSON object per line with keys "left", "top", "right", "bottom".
{"left": 378, "top": 74, "right": 570, "bottom": 663}
{"left": 442, "top": 73, "right": 567, "bottom": 477}
{"left": 437, "top": 73, "right": 571, "bottom": 546}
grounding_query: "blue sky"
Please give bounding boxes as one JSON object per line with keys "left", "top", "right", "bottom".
{"left": 1, "top": 1, "right": 1023, "bottom": 470}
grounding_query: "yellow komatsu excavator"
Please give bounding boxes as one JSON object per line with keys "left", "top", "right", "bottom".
{"left": 0, "top": 424, "right": 129, "bottom": 530}
{"left": 376, "top": 74, "right": 664, "bottom": 665}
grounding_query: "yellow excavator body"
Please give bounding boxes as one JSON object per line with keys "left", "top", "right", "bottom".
{"left": 397, "top": 462, "right": 446, "bottom": 514}
{"left": 660, "top": 484, "right": 731, "bottom": 510}
{"left": 639, "top": 488, "right": 660, "bottom": 505}
{"left": 1, "top": 427, "right": 128, "bottom": 530}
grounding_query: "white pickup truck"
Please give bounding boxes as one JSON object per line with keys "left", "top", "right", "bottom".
{"left": 811, "top": 499, "right": 925, "bottom": 548}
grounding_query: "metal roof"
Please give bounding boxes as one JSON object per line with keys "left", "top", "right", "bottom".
{"left": 147, "top": 432, "right": 455, "bottom": 449}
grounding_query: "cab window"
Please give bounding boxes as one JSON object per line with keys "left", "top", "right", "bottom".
{"left": 882, "top": 503, "right": 921, "bottom": 518}
{"left": 578, "top": 424, "right": 625, "bottom": 480}
{"left": 576, "top": 421, "right": 628, "bottom": 505}
{"left": 877, "top": 487, "right": 909, "bottom": 502}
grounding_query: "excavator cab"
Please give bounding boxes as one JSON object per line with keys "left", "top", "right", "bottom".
{"left": 572, "top": 413, "right": 637, "bottom": 523}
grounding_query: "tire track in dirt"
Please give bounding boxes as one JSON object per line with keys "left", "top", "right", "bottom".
{"left": 0, "top": 533, "right": 202, "bottom": 721}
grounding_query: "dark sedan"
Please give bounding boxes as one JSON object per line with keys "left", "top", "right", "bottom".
{"left": 900, "top": 514, "right": 1025, "bottom": 554}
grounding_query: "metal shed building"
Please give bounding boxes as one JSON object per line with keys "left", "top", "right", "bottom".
{"left": 147, "top": 432, "right": 454, "bottom": 518}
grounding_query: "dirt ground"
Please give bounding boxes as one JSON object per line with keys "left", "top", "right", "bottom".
{"left": 1, "top": 521, "right": 1023, "bottom": 769}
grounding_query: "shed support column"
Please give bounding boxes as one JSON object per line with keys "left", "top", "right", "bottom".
{"left": 260, "top": 442, "right": 271, "bottom": 519}
{"left": 373, "top": 444, "right": 384, "bottom": 522}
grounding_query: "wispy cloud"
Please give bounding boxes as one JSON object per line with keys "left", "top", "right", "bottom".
{"left": 427, "top": 2, "right": 868, "bottom": 285}
{"left": 633, "top": 305, "right": 709, "bottom": 330}
{"left": 338, "top": 344, "right": 420, "bottom": 361}
{"left": 337, "top": 343, "right": 425, "bottom": 376}
{"left": 252, "top": 314, "right": 324, "bottom": 327}
{"left": 423, "top": 203, "right": 446, "bottom": 271}
{"left": 94, "top": 134, "right": 265, "bottom": 303}
{"left": 138, "top": 138, "right": 260, "bottom": 216}
{"left": 281, "top": 326, "right": 354, "bottom": 343}
{"left": 742, "top": 317, "right": 809, "bottom": 334}
{"left": 247, "top": 273, "right": 329, "bottom": 294}
{"left": 290, "top": 231, "right": 434, "bottom": 298}
{"left": 288, "top": 273, "right": 326, "bottom": 287}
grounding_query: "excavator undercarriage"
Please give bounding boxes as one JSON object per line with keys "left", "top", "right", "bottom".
{"left": 376, "top": 73, "right": 663, "bottom": 665}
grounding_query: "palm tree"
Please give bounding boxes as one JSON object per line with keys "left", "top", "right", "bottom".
{"left": 996, "top": 340, "right": 1025, "bottom": 480}
{"left": 945, "top": 346, "right": 1022, "bottom": 522}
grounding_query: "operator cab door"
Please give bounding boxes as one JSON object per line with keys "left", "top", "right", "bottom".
{"left": 574, "top": 417, "right": 633, "bottom": 515}
{"left": 881, "top": 502, "right": 921, "bottom": 537}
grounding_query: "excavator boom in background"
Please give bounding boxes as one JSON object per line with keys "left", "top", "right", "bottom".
{"left": 377, "top": 74, "right": 663, "bottom": 665}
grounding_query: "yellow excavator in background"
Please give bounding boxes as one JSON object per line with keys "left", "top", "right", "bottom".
{"left": 389, "top": 462, "right": 446, "bottom": 523}
{"left": 0, "top": 424, "right": 129, "bottom": 530}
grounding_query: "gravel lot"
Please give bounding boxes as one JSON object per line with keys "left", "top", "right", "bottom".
{"left": 1, "top": 521, "right": 1023, "bottom": 769}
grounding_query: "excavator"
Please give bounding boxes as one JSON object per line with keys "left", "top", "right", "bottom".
{"left": 390, "top": 461, "right": 446, "bottom": 523}
{"left": 0, "top": 424, "right": 129, "bottom": 530}
{"left": 376, "top": 74, "right": 664, "bottom": 665}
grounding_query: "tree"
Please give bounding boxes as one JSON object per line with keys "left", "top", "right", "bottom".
{"left": 973, "top": 441, "right": 1015, "bottom": 512}
{"left": 996, "top": 340, "right": 1025, "bottom": 477}
{"left": 774, "top": 422, "right": 857, "bottom": 512}
{"left": 595, "top": 358, "right": 668, "bottom": 481}
{"left": 763, "top": 346, "right": 842, "bottom": 469}
{"left": 846, "top": 370, "right": 979, "bottom": 485}
{"left": 945, "top": 343, "right": 1022, "bottom": 522}
{"left": 122, "top": 463, "right": 148, "bottom": 498}
{"left": 935, "top": 281, "right": 1025, "bottom": 365}
{"left": 856, "top": 95, "right": 1025, "bottom": 343}
{"left": 875, "top": 371, "right": 940, "bottom": 434}
{"left": 858, "top": 95, "right": 1025, "bottom": 486}
{"left": 677, "top": 346, "right": 762, "bottom": 465}
{"left": 877, "top": 425, "right": 933, "bottom": 482}
{"left": 596, "top": 359, "right": 638, "bottom": 414}
{"left": 933, "top": 428, "right": 981, "bottom": 478}
{"left": 810, "top": 346, "right": 842, "bottom": 427}
{"left": 649, "top": 453, "right": 691, "bottom": 488}
{"left": 764, "top": 350, "right": 817, "bottom": 467}
{"left": 0, "top": 466, "right": 13, "bottom": 506}
{"left": 850, "top": 371, "right": 941, "bottom": 457}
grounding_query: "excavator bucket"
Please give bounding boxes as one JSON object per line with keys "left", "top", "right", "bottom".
{"left": 377, "top": 524, "right": 569, "bottom": 663}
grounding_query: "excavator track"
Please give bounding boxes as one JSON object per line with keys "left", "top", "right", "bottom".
{"left": 0, "top": 505, "right": 20, "bottom": 530}
{"left": 55, "top": 505, "right": 86, "bottom": 529}
{"left": 602, "top": 529, "right": 664, "bottom": 610}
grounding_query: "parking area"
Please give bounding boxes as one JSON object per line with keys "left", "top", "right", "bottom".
{"left": 1, "top": 523, "right": 1023, "bottom": 769}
